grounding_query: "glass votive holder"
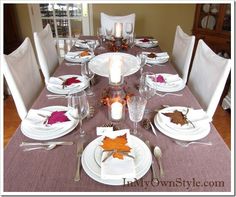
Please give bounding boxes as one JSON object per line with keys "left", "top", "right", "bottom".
{"left": 108, "top": 100, "right": 125, "bottom": 122}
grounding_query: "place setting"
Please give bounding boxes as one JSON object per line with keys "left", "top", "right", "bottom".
{"left": 46, "top": 74, "right": 90, "bottom": 95}
{"left": 153, "top": 105, "right": 212, "bottom": 142}
{"left": 145, "top": 73, "right": 185, "bottom": 93}
{"left": 75, "top": 39, "right": 99, "bottom": 49}
{"left": 142, "top": 51, "right": 170, "bottom": 65}
{"left": 64, "top": 50, "right": 93, "bottom": 63}
{"left": 20, "top": 105, "right": 79, "bottom": 141}
{"left": 135, "top": 37, "right": 159, "bottom": 48}
{"left": 81, "top": 129, "right": 152, "bottom": 185}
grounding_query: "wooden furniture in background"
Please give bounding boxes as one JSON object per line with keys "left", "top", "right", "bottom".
{"left": 192, "top": 4, "right": 231, "bottom": 58}
{"left": 192, "top": 4, "right": 231, "bottom": 108}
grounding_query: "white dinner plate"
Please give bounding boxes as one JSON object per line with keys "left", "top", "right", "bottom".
{"left": 201, "top": 15, "right": 216, "bottom": 30}
{"left": 21, "top": 106, "right": 79, "bottom": 140}
{"left": 135, "top": 38, "right": 158, "bottom": 48}
{"left": 64, "top": 51, "right": 93, "bottom": 63}
{"left": 146, "top": 73, "right": 185, "bottom": 93}
{"left": 88, "top": 52, "right": 140, "bottom": 77}
{"left": 81, "top": 135, "right": 152, "bottom": 185}
{"left": 202, "top": 4, "right": 210, "bottom": 13}
{"left": 154, "top": 106, "right": 211, "bottom": 141}
{"left": 46, "top": 75, "right": 89, "bottom": 95}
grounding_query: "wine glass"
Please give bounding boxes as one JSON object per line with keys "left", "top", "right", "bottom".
{"left": 136, "top": 52, "right": 147, "bottom": 75}
{"left": 105, "top": 27, "right": 113, "bottom": 40}
{"left": 87, "top": 40, "right": 96, "bottom": 55}
{"left": 128, "top": 33, "right": 136, "bottom": 48}
{"left": 81, "top": 61, "right": 95, "bottom": 96}
{"left": 139, "top": 72, "right": 156, "bottom": 113}
{"left": 127, "top": 96, "right": 147, "bottom": 137}
{"left": 125, "top": 22, "right": 133, "bottom": 37}
{"left": 68, "top": 90, "right": 89, "bottom": 137}
{"left": 97, "top": 27, "right": 105, "bottom": 49}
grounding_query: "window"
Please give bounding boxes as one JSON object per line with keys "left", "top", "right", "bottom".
{"left": 39, "top": 3, "right": 91, "bottom": 39}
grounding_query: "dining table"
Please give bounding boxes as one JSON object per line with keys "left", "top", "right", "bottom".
{"left": 3, "top": 36, "right": 231, "bottom": 193}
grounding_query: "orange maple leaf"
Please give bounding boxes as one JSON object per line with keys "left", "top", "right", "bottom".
{"left": 100, "top": 134, "right": 131, "bottom": 160}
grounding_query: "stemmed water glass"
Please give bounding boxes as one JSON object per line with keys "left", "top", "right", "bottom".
{"left": 106, "top": 27, "right": 113, "bottom": 40}
{"left": 81, "top": 61, "right": 95, "bottom": 96}
{"left": 136, "top": 52, "right": 147, "bottom": 75}
{"left": 128, "top": 33, "right": 136, "bottom": 48}
{"left": 125, "top": 22, "right": 133, "bottom": 37}
{"left": 68, "top": 90, "right": 89, "bottom": 137}
{"left": 87, "top": 40, "right": 97, "bottom": 56}
{"left": 97, "top": 27, "right": 105, "bottom": 49}
{"left": 139, "top": 72, "right": 156, "bottom": 112}
{"left": 127, "top": 96, "right": 147, "bottom": 137}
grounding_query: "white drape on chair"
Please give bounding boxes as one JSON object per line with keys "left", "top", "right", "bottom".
{"left": 3, "top": 38, "right": 43, "bottom": 120}
{"left": 188, "top": 39, "right": 231, "bottom": 119}
{"left": 100, "top": 12, "right": 135, "bottom": 37}
{"left": 172, "top": 25, "right": 195, "bottom": 84}
{"left": 34, "top": 24, "right": 59, "bottom": 83}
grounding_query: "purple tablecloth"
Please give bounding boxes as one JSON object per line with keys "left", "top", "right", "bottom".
{"left": 4, "top": 37, "right": 231, "bottom": 192}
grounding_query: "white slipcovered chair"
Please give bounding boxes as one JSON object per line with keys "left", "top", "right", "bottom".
{"left": 172, "top": 25, "right": 195, "bottom": 84}
{"left": 2, "top": 38, "right": 43, "bottom": 120}
{"left": 188, "top": 39, "right": 231, "bottom": 119}
{"left": 100, "top": 12, "right": 135, "bottom": 37}
{"left": 34, "top": 24, "right": 59, "bottom": 83}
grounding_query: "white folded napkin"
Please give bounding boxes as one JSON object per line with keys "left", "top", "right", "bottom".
{"left": 135, "top": 39, "right": 158, "bottom": 48}
{"left": 100, "top": 129, "right": 136, "bottom": 180}
{"left": 75, "top": 39, "right": 89, "bottom": 48}
{"left": 135, "top": 38, "right": 158, "bottom": 44}
{"left": 158, "top": 107, "right": 212, "bottom": 129}
{"left": 75, "top": 39, "right": 99, "bottom": 49}
{"left": 23, "top": 108, "right": 78, "bottom": 132}
{"left": 146, "top": 74, "right": 182, "bottom": 88}
{"left": 46, "top": 76, "right": 82, "bottom": 90}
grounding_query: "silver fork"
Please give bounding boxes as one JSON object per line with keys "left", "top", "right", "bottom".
{"left": 175, "top": 140, "right": 213, "bottom": 147}
{"left": 74, "top": 142, "right": 84, "bottom": 181}
{"left": 155, "top": 92, "right": 183, "bottom": 97}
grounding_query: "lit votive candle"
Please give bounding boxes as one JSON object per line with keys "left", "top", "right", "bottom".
{"left": 115, "top": 23, "right": 123, "bottom": 38}
{"left": 111, "top": 101, "right": 123, "bottom": 120}
{"left": 109, "top": 56, "right": 122, "bottom": 84}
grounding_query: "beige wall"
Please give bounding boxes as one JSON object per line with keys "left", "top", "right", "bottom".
{"left": 92, "top": 4, "right": 196, "bottom": 54}
{"left": 13, "top": 3, "right": 196, "bottom": 55}
{"left": 14, "top": 4, "right": 34, "bottom": 46}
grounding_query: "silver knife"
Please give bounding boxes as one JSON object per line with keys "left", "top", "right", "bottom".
{"left": 145, "top": 140, "right": 159, "bottom": 182}
{"left": 20, "top": 141, "right": 73, "bottom": 146}
{"left": 74, "top": 142, "right": 84, "bottom": 181}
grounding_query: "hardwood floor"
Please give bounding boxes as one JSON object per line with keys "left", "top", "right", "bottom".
{"left": 3, "top": 95, "right": 231, "bottom": 149}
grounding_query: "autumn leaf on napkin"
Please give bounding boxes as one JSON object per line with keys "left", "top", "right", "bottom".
{"left": 152, "top": 75, "right": 165, "bottom": 83}
{"left": 163, "top": 110, "right": 188, "bottom": 126}
{"left": 147, "top": 52, "right": 157, "bottom": 58}
{"left": 140, "top": 38, "right": 150, "bottom": 42}
{"left": 47, "top": 111, "right": 70, "bottom": 125}
{"left": 100, "top": 134, "right": 131, "bottom": 160}
{"left": 64, "top": 77, "right": 81, "bottom": 86}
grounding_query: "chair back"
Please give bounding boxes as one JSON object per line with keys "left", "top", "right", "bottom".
{"left": 188, "top": 39, "right": 231, "bottom": 118}
{"left": 172, "top": 25, "right": 195, "bottom": 84}
{"left": 3, "top": 38, "right": 43, "bottom": 120}
{"left": 34, "top": 24, "right": 58, "bottom": 82}
{"left": 100, "top": 12, "right": 135, "bottom": 37}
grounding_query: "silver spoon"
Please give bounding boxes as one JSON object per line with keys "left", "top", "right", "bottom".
{"left": 154, "top": 146, "right": 164, "bottom": 178}
{"left": 23, "top": 144, "right": 57, "bottom": 152}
